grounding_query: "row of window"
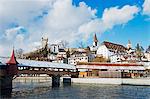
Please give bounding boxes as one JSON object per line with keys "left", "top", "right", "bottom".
{"left": 68, "top": 57, "right": 88, "bottom": 61}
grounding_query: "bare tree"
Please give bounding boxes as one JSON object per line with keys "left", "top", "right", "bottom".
{"left": 15, "top": 48, "right": 24, "bottom": 58}
{"left": 146, "top": 45, "right": 150, "bottom": 53}
{"left": 78, "top": 41, "right": 85, "bottom": 48}
{"left": 59, "top": 40, "right": 69, "bottom": 48}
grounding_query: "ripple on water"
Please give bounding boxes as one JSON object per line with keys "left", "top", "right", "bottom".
{"left": 12, "top": 81, "right": 150, "bottom": 99}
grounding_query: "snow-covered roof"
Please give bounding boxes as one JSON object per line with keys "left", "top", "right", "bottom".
{"left": 0, "top": 61, "right": 6, "bottom": 68}
{"left": 0, "top": 57, "right": 8, "bottom": 64}
{"left": 18, "top": 59, "right": 75, "bottom": 69}
{"left": 0, "top": 62, "right": 4, "bottom": 65}
{"left": 0, "top": 57, "right": 75, "bottom": 69}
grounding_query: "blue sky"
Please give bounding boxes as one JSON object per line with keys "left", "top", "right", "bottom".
{"left": 73, "top": 0, "right": 143, "bottom": 16}
{"left": 73, "top": 0, "right": 150, "bottom": 49}
{"left": 0, "top": 0, "right": 150, "bottom": 56}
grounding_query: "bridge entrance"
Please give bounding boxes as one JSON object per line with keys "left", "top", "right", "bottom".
{"left": 0, "top": 50, "right": 78, "bottom": 98}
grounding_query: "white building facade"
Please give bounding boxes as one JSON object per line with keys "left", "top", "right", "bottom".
{"left": 97, "top": 41, "right": 127, "bottom": 63}
{"left": 68, "top": 51, "right": 89, "bottom": 65}
{"left": 145, "top": 52, "right": 150, "bottom": 61}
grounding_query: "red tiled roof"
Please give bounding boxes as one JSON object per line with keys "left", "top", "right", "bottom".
{"left": 77, "top": 62, "right": 143, "bottom": 66}
{"left": 7, "top": 49, "right": 19, "bottom": 65}
{"left": 103, "top": 41, "right": 127, "bottom": 52}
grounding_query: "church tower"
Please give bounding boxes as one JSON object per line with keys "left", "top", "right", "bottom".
{"left": 93, "top": 33, "right": 98, "bottom": 47}
{"left": 42, "top": 37, "right": 48, "bottom": 48}
{"left": 127, "top": 40, "right": 132, "bottom": 49}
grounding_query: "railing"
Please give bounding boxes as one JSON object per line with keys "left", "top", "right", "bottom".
{"left": 18, "top": 69, "right": 79, "bottom": 77}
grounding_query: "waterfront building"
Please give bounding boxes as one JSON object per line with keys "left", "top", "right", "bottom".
{"left": 76, "top": 62, "right": 145, "bottom": 78}
{"left": 68, "top": 49, "right": 89, "bottom": 65}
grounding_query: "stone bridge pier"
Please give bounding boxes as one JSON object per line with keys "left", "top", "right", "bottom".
{"left": 50, "top": 74, "right": 72, "bottom": 87}
{"left": 0, "top": 75, "right": 13, "bottom": 98}
{"left": 51, "top": 75, "right": 61, "bottom": 87}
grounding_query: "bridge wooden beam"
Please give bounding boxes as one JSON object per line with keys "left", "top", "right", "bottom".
{"left": 17, "top": 70, "right": 79, "bottom": 77}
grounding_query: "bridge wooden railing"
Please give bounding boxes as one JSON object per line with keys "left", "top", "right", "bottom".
{"left": 18, "top": 70, "right": 79, "bottom": 77}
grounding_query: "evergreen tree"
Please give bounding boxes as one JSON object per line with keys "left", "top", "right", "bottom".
{"left": 135, "top": 43, "right": 144, "bottom": 60}
{"left": 146, "top": 45, "right": 150, "bottom": 53}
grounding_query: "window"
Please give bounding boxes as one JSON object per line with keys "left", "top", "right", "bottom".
{"left": 101, "top": 69, "right": 107, "bottom": 71}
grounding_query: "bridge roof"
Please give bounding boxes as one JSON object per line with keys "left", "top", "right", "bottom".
{"left": 6, "top": 49, "right": 19, "bottom": 65}
{"left": 0, "top": 57, "right": 75, "bottom": 69}
{"left": 18, "top": 59, "right": 75, "bottom": 69}
{"left": 0, "top": 62, "right": 5, "bottom": 66}
{"left": 0, "top": 62, "right": 6, "bottom": 69}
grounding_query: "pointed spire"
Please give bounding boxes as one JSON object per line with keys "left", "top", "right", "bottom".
{"left": 7, "top": 49, "right": 19, "bottom": 65}
{"left": 93, "top": 33, "right": 98, "bottom": 47}
{"left": 94, "top": 33, "right": 98, "bottom": 43}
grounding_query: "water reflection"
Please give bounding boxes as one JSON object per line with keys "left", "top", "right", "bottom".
{"left": 11, "top": 78, "right": 150, "bottom": 99}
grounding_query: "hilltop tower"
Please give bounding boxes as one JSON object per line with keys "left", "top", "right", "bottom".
{"left": 42, "top": 37, "right": 48, "bottom": 48}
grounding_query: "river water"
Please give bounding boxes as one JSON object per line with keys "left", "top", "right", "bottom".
{"left": 12, "top": 78, "right": 150, "bottom": 99}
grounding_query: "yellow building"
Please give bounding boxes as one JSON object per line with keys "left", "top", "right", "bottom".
{"left": 77, "top": 62, "right": 145, "bottom": 78}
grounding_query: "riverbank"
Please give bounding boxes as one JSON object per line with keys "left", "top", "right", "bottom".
{"left": 12, "top": 81, "right": 150, "bottom": 99}
{"left": 13, "top": 77, "right": 150, "bottom": 86}
{"left": 71, "top": 78, "right": 150, "bottom": 86}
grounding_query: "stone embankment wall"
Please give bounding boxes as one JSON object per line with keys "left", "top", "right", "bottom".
{"left": 13, "top": 77, "right": 150, "bottom": 86}
{"left": 71, "top": 78, "right": 150, "bottom": 85}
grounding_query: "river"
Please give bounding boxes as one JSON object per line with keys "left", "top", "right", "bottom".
{"left": 12, "top": 78, "right": 150, "bottom": 99}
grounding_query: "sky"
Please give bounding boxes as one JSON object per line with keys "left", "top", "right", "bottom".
{"left": 0, "top": 0, "right": 150, "bottom": 56}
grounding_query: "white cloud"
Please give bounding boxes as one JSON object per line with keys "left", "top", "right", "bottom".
{"left": 28, "top": 0, "right": 98, "bottom": 45}
{"left": 0, "top": 0, "right": 51, "bottom": 24}
{"left": 4, "top": 26, "right": 25, "bottom": 40}
{"left": 143, "top": 0, "right": 150, "bottom": 16}
{"left": 0, "top": 0, "right": 139, "bottom": 56}
{"left": 102, "top": 5, "right": 139, "bottom": 29}
{"left": 78, "top": 5, "right": 139, "bottom": 39}
{"left": 0, "top": 26, "right": 28, "bottom": 56}
{"left": 46, "top": 0, "right": 96, "bottom": 30}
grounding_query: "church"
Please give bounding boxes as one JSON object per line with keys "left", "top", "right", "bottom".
{"left": 90, "top": 33, "right": 99, "bottom": 54}
{"left": 89, "top": 33, "right": 141, "bottom": 63}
